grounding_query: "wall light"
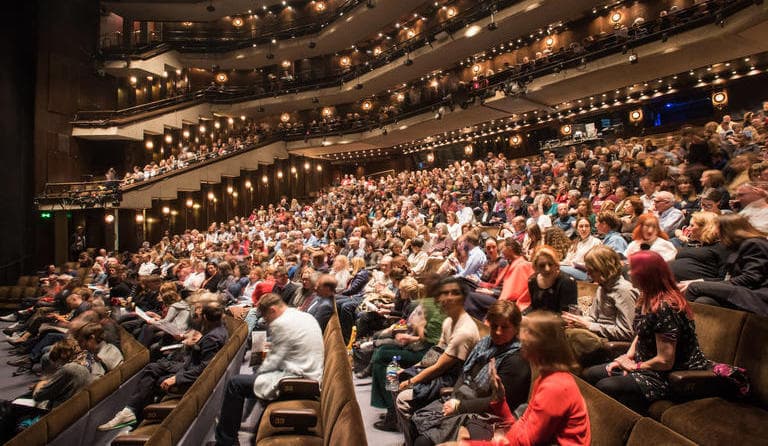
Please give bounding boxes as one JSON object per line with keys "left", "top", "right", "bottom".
{"left": 228, "top": 117, "right": 234, "bottom": 125}
{"left": 182, "top": 129, "right": 190, "bottom": 138}
{"left": 244, "top": 180, "right": 252, "bottom": 189}
{"left": 207, "top": 192, "right": 215, "bottom": 201}
{"left": 162, "top": 206, "right": 170, "bottom": 215}
{"left": 135, "top": 213, "right": 144, "bottom": 223}
{"left": 472, "top": 64, "right": 481, "bottom": 74}
{"left": 262, "top": 175, "right": 269, "bottom": 183}
{"left": 317, "top": 164, "right": 323, "bottom": 172}
{"left": 291, "top": 166, "right": 297, "bottom": 174}
{"left": 545, "top": 36, "right": 555, "bottom": 47}
{"left": 186, "top": 199, "right": 194, "bottom": 208}
{"left": 277, "top": 170, "right": 283, "bottom": 179}
{"left": 214, "top": 121, "right": 221, "bottom": 129}
{"left": 164, "top": 134, "right": 172, "bottom": 144}
{"left": 396, "top": 93, "right": 405, "bottom": 102}
{"left": 199, "top": 125, "right": 206, "bottom": 133}
{"left": 304, "top": 161, "right": 311, "bottom": 171}
{"left": 373, "top": 47, "right": 382, "bottom": 56}
{"left": 129, "top": 76, "right": 137, "bottom": 85}
{"left": 145, "top": 140, "right": 154, "bottom": 149}
{"left": 426, "top": 152, "right": 435, "bottom": 163}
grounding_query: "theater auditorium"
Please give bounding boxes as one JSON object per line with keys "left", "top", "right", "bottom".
{"left": 1, "top": 0, "right": 768, "bottom": 445}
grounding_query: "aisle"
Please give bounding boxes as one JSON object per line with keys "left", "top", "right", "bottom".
{"left": 0, "top": 321, "right": 40, "bottom": 401}
{"left": 353, "top": 375, "right": 404, "bottom": 446}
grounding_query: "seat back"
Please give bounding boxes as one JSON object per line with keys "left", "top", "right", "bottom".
{"left": 690, "top": 302, "right": 746, "bottom": 364}
{"left": 574, "top": 375, "right": 641, "bottom": 445}
{"left": 626, "top": 417, "right": 696, "bottom": 446}
{"left": 734, "top": 311, "right": 768, "bottom": 409}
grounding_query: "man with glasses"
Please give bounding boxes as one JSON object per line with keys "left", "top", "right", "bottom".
{"left": 654, "top": 191, "right": 685, "bottom": 237}
{"left": 214, "top": 293, "right": 324, "bottom": 446}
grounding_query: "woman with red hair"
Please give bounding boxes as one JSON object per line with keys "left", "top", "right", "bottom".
{"left": 582, "top": 251, "right": 709, "bottom": 412}
{"left": 624, "top": 213, "right": 677, "bottom": 262}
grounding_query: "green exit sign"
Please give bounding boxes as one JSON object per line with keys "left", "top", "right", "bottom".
{"left": 40, "top": 212, "right": 52, "bottom": 219}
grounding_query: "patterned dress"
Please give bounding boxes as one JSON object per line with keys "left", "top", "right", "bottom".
{"left": 630, "top": 303, "right": 709, "bottom": 401}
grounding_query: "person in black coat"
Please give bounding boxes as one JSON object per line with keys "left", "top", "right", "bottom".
{"left": 98, "top": 301, "right": 228, "bottom": 430}
{"left": 200, "top": 261, "right": 222, "bottom": 293}
{"left": 685, "top": 214, "right": 768, "bottom": 316}
{"left": 525, "top": 245, "right": 577, "bottom": 314}
{"left": 671, "top": 211, "right": 732, "bottom": 282}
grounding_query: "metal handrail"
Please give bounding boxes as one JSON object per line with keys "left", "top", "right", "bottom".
{"left": 74, "top": 0, "right": 746, "bottom": 127}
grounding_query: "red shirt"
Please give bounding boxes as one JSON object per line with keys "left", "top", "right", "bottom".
{"left": 465, "top": 371, "right": 590, "bottom": 446}
{"left": 498, "top": 257, "right": 535, "bottom": 310}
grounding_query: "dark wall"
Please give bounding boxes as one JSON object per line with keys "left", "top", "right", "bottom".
{"left": 0, "top": 3, "right": 38, "bottom": 283}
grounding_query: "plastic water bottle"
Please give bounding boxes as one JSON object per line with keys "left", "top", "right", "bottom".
{"left": 386, "top": 355, "right": 401, "bottom": 391}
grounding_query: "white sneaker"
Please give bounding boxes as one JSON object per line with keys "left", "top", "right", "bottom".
{"left": 98, "top": 407, "right": 137, "bottom": 431}
{"left": 0, "top": 313, "right": 18, "bottom": 322}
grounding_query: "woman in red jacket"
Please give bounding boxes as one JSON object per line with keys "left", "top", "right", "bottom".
{"left": 442, "top": 311, "right": 591, "bottom": 446}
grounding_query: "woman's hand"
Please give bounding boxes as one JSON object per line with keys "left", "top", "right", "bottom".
{"left": 606, "top": 354, "right": 638, "bottom": 375}
{"left": 488, "top": 358, "right": 506, "bottom": 402}
{"left": 398, "top": 378, "right": 412, "bottom": 391}
{"left": 561, "top": 312, "right": 589, "bottom": 329}
{"left": 394, "top": 333, "right": 411, "bottom": 346}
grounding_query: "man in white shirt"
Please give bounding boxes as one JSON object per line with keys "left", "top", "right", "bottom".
{"left": 639, "top": 176, "right": 657, "bottom": 212}
{"left": 137, "top": 254, "right": 157, "bottom": 277}
{"left": 457, "top": 198, "right": 475, "bottom": 226}
{"left": 737, "top": 182, "right": 768, "bottom": 232}
{"left": 214, "top": 293, "right": 324, "bottom": 445}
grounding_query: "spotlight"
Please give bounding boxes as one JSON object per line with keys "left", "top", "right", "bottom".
{"left": 610, "top": 11, "right": 622, "bottom": 25}
{"left": 629, "top": 108, "right": 644, "bottom": 123}
{"left": 628, "top": 52, "right": 638, "bottom": 64}
{"left": 280, "top": 112, "right": 291, "bottom": 122}
{"left": 186, "top": 199, "right": 194, "bottom": 208}
{"left": 104, "top": 214, "right": 115, "bottom": 224}
{"left": 464, "top": 144, "right": 473, "bottom": 156}
{"left": 232, "top": 16, "right": 244, "bottom": 27}
{"left": 426, "top": 153, "right": 434, "bottom": 163}
{"left": 509, "top": 135, "right": 522, "bottom": 146}
{"left": 560, "top": 124, "right": 573, "bottom": 136}
{"left": 135, "top": 213, "right": 144, "bottom": 223}
{"left": 712, "top": 90, "right": 728, "bottom": 108}
{"left": 361, "top": 100, "right": 373, "bottom": 111}
{"left": 215, "top": 72, "right": 228, "bottom": 83}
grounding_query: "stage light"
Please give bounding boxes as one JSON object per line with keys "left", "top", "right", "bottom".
{"left": 232, "top": 17, "right": 244, "bottom": 27}
{"left": 262, "top": 175, "right": 269, "bottom": 183}
{"left": 215, "top": 72, "right": 228, "bottom": 83}
{"left": 361, "top": 100, "right": 372, "bottom": 111}
{"left": 145, "top": 140, "right": 154, "bottom": 149}
{"left": 280, "top": 112, "right": 291, "bottom": 122}
{"left": 340, "top": 56, "right": 351, "bottom": 67}
{"left": 322, "top": 107, "right": 333, "bottom": 117}
{"left": 610, "top": 11, "right": 623, "bottom": 24}
{"left": 629, "top": 109, "right": 643, "bottom": 123}
{"left": 304, "top": 162, "right": 311, "bottom": 171}
{"left": 104, "top": 214, "right": 115, "bottom": 224}
{"left": 281, "top": 60, "right": 291, "bottom": 68}
{"left": 165, "top": 134, "right": 172, "bottom": 144}
{"left": 315, "top": 1, "right": 326, "bottom": 12}
{"left": 561, "top": 124, "right": 572, "bottom": 135}
{"left": 135, "top": 213, "right": 144, "bottom": 223}
{"left": 464, "top": 144, "right": 473, "bottom": 156}
{"left": 186, "top": 199, "right": 194, "bottom": 208}
{"left": 446, "top": 7, "right": 457, "bottom": 18}
{"left": 510, "top": 135, "right": 522, "bottom": 146}
{"left": 162, "top": 206, "right": 170, "bottom": 215}
{"left": 712, "top": 90, "right": 728, "bottom": 108}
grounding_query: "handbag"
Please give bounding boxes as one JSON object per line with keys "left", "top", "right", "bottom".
{"left": 419, "top": 345, "right": 445, "bottom": 368}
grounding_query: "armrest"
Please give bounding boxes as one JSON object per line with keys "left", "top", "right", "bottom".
{"left": 269, "top": 408, "right": 318, "bottom": 433}
{"left": 277, "top": 378, "right": 320, "bottom": 400}
{"left": 602, "top": 341, "right": 631, "bottom": 358}
{"left": 668, "top": 370, "right": 737, "bottom": 401}
{"left": 143, "top": 398, "right": 180, "bottom": 422}
{"left": 440, "top": 387, "right": 454, "bottom": 398}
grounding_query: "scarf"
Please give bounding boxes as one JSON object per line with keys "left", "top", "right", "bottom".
{"left": 462, "top": 336, "right": 521, "bottom": 391}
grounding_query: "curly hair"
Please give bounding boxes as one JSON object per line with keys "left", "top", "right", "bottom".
{"left": 543, "top": 227, "right": 571, "bottom": 260}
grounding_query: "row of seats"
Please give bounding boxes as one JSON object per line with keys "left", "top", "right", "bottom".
{"left": 581, "top": 301, "right": 768, "bottom": 445}
{"left": 254, "top": 311, "right": 367, "bottom": 446}
{"left": 112, "top": 316, "right": 249, "bottom": 445}
{"left": 6, "top": 328, "right": 150, "bottom": 446}
{"left": 0, "top": 286, "right": 39, "bottom": 310}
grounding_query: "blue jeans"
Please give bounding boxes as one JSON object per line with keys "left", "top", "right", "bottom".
{"left": 215, "top": 374, "right": 257, "bottom": 446}
{"left": 337, "top": 294, "right": 363, "bottom": 342}
{"left": 560, "top": 265, "right": 591, "bottom": 282}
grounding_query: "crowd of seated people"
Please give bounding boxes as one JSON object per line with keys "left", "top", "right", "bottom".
{"left": 2, "top": 103, "right": 768, "bottom": 443}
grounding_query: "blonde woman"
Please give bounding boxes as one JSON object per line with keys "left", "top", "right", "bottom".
{"left": 671, "top": 212, "right": 731, "bottom": 282}
{"left": 331, "top": 255, "right": 351, "bottom": 292}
